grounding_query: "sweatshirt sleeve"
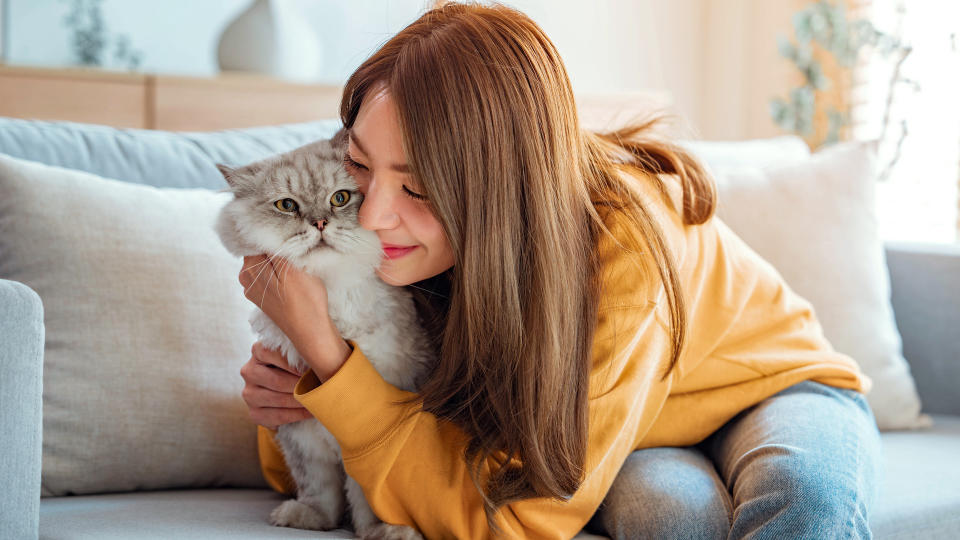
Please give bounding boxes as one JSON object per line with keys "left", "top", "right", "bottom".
{"left": 257, "top": 424, "right": 297, "bottom": 496}
{"left": 289, "top": 298, "right": 673, "bottom": 540}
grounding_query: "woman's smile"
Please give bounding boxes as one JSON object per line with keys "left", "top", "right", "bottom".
{"left": 382, "top": 243, "right": 418, "bottom": 259}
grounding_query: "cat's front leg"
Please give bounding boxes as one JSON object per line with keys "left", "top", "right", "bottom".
{"left": 270, "top": 484, "right": 345, "bottom": 531}
{"left": 357, "top": 523, "right": 425, "bottom": 540}
{"left": 269, "top": 443, "right": 346, "bottom": 530}
{"left": 346, "top": 474, "right": 424, "bottom": 540}
{"left": 269, "top": 498, "right": 341, "bottom": 531}
{"left": 345, "top": 473, "right": 380, "bottom": 534}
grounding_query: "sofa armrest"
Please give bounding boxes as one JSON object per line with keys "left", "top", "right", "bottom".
{"left": 0, "top": 279, "right": 44, "bottom": 540}
{"left": 884, "top": 241, "right": 960, "bottom": 416}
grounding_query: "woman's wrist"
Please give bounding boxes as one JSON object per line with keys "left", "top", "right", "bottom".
{"left": 299, "top": 317, "right": 352, "bottom": 383}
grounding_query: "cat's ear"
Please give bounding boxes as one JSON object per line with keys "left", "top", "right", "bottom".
{"left": 217, "top": 164, "right": 239, "bottom": 187}
{"left": 217, "top": 163, "right": 262, "bottom": 189}
{"left": 218, "top": 163, "right": 265, "bottom": 193}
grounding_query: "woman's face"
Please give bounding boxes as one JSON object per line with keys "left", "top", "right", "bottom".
{"left": 344, "top": 86, "right": 455, "bottom": 286}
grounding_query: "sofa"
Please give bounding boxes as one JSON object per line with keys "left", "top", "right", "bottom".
{"left": 1, "top": 116, "right": 958, "bottom": 540}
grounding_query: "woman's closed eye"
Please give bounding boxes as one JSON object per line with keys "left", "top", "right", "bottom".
{"left": 343, "top": 154, "right": 427, "bottom": 201}
{"left": 343, "top": 154, "right": 368, "bottom": 173}
{"left": 401, "top": 185, "right": 427, "bottom": 201}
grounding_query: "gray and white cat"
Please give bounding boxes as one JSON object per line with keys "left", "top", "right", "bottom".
{"left": 213, "top": 132, "right": 433, "bottom": 540}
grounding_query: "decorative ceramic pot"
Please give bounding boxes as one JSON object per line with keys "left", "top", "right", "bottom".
{"left": 216, "top": 0, "right": 323, "bottom": 83}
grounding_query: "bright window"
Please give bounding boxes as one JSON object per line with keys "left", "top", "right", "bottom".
{"left": 851, "top": 0, "right": 960, "bottom": 244}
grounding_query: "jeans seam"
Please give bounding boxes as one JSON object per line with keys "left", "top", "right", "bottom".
{"left": 847, "top": 432, "right": 860, "bottom": 539}
{"left": 843, "top": 390, "right": 867, "bottom": 540}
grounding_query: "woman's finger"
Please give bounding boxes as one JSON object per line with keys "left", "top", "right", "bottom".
{"left": 250, "top": 406, "right": 314, "bottom": 430}
{"left": 251, "top": 342, "right": 302, "bottom": 376}
{"left": 242, "top": 357, "right": 301, "bottom": 393}
{"left": 242, "top": 384, "right": 303, "bottom": 409}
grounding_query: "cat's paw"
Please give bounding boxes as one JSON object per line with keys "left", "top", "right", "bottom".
{"left": 357, "top": 522, "right": 425, "bottom": 540}
{"left": 269, "top": 499, "right": 340, "bottom": 531}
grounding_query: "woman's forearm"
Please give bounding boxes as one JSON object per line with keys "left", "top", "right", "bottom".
{"left": 298, "top": 316, "right": 353, "bottom": 383}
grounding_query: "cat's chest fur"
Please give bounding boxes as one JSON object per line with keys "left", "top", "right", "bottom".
{"left": 251, "top": 266, "right": 429, "bottom": 470}
{"left": 250, "top": 266, "right": 426, "bottom": 394}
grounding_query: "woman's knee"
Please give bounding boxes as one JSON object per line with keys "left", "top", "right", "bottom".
{"left": 588, "top": 447, "right": 731, "bottom": 540}
{"left": 730, "top": 447, "right": 874, "bottom": 539}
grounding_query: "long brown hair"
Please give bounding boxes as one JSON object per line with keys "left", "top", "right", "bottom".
{"left": 339, "top": 1, "right": 717, "bottom": 533}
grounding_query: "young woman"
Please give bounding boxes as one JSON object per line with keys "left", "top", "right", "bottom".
{"left": 237, "top": 3, "right": 881, "bottom": 539}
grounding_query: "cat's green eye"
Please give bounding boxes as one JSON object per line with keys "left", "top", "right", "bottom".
{"left": 274, "top": 198, "right": 299, "bottom": 213}
{"left": 330, "top": 190, "right": 350, "bottom": 207}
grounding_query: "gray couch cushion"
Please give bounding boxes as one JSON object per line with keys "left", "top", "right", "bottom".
{"left": 0, "top": 117, "right": 342, "bottom": 189}
{"left": 0, "top": 279, "right": 44, "bottom": 540}
{"left": 871, "top": 414, "right": 960, "bottom": 539}
{"left": 39, "top": 416, "right": 960, "bottom": 539}
{"left": 37, "top": 488, "right": 608, "bottom": 540}
{"left": 885, "top": 241, "right": 960, "bottom": 416}
{"left": 40, "top": 489, "right": 352, "bottom": 539}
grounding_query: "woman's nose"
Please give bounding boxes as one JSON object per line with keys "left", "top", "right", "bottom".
{"left": 358, "top": 180, "right": 401, "bottom": 230}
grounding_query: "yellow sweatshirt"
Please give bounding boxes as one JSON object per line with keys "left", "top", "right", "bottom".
{"left": 256, "top": 172, "right": 872, "bottom": 540}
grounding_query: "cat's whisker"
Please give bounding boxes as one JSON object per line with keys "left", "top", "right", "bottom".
{"left": 249, "top": 241, "right": 300, "bottom": 306}
{"left": 249, "top": 261, "right": 274, "bottom": 295}
{"left": 275, "top": 240, "right": 296, "bottom": 301}
{"left": 279, "top": 258, "right": 293, "bottom": 302}
{"left": 258, "top": 266, "right": 274, "bottom": 309}
{"left": 271, "top": 257, "right": 288, "bottom": 305}
{"left": 245, "top": 258, "right": 274, "bottom": 275}
{"left": 265, "top": 242, "right": 302, "bottom": 306}
{"left": 249, "top": 253, "right": 282, "bottom": 292}
{"left": 248, "top": 242, "right": 294, "bottom": 284}
{"left": 275, "top": 253, "right": 297, "bottom": 305}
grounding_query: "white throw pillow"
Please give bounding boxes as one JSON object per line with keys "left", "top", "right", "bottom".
{"left": 706, "top": 140, "right": 931, "bottom": 431}
{"left": 0, "top": 153, "right": 265, "bottom": 496}
{"left": 680, "top": 135, "right": 812, "bottom": 170}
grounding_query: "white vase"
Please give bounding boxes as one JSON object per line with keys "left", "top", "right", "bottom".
{"left": 216, "top": 0, "right": 323, "bottom": 83}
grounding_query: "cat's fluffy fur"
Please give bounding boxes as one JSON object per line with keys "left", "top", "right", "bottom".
{"left": 213, "top": 132, "right": 433, "bottom": 540}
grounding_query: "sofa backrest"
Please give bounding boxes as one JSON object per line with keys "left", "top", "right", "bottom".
{"left": 0, "top": 117, "right": 343, "bottom": 189}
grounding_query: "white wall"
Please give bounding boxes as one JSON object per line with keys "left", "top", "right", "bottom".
{"left": 698, "top": 0, "right": 807, "bottom": 141}
{"left": 498, "top": 0, "right": 805, "bottom": 141}
{"left": 5, "top": 0, "right": 431, "bottom": 82}
{"left": 4, "top": 0, "right": 805, "bottom": 141}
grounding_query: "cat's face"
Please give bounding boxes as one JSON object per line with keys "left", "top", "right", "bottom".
{"left": 215, "top": 137, "right": 383, "bottom": 275}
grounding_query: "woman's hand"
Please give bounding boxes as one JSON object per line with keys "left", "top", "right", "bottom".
{"left": 239, "top": 254, "right": 352, "bottom": 381}
{"left": 240, "top": 341, "right": 313, "bottom": 430}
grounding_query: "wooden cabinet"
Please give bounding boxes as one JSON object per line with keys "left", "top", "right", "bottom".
{"left": 0, "top": 64, "right": 343, "bottom": 131}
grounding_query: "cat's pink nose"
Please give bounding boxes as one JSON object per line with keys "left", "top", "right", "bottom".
{"left": 315, "top": 219, "right": 327, "bottom": 231}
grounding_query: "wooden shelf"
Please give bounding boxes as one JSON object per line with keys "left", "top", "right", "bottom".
{"left": 0, "top": 64, "right": 343, "bottom": 131}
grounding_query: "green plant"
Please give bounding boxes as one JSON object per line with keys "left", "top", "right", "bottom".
{"left": 62, "top": 0, "right": 143, "bottom": 70}
{"left": 770, "top": 0, "right": 909, "bottom": 148}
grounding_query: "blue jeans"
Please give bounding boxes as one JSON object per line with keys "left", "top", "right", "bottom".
{"left": 585, "top": 380, "right": 883, "bottom": 539}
